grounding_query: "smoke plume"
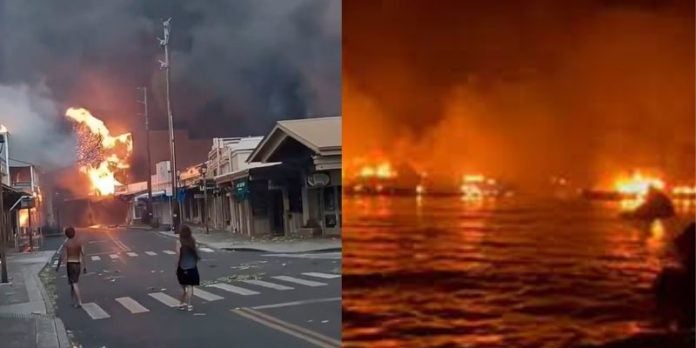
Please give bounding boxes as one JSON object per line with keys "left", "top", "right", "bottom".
{"left": 0, "top": 83, "right": 76, "bottom": 169}
{"left": 0, "top": 0, "right": 340, "bottom": 178}
{"left": 344, "top": 0, "right": 694, "bottom": 189}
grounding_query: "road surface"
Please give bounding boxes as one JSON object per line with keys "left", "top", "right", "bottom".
{"left": 50, "top": 227, "right": 341, "bottom": 348}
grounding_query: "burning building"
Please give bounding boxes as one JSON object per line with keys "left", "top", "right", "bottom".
{"left": 56, "top": 108, "right": 133, "bottom": 227}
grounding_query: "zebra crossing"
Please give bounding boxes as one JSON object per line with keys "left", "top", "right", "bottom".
{"left": 75, "top": 272, "right": 340, "bottom": 320}
{"left": 81, "top": 245, "right": 219, "bottom": 262}
{"left": 86, "top": 250, "right": 177, "bottom": 260}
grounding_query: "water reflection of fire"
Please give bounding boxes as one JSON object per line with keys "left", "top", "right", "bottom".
{"left": 65, "top": 108, "right": 133, "bottom": 196}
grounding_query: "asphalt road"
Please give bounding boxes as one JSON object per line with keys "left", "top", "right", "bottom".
{"left": 50, "top": 227, "right": 341, "bottom": 348}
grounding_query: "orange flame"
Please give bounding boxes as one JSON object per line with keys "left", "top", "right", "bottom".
{"left": 65, "top": 107, "right": 132, "bottom": 196}
{"left": 613, "top": 171, "right": 665, "bottom": 197}
{"left": 359, "top": 162, "right": 398, "bottom": 179}
{"left": 672, "top": 185, "right": 696, "bottom": 196}
{"left": 613, "top": 171, "right": 666, "bottom": 211}
{"left": 19, "top": 209, "right": 28, "bottom": 227}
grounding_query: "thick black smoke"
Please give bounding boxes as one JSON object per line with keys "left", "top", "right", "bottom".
{"left": 0, "top": 0, "right": 340, "bottom": 173}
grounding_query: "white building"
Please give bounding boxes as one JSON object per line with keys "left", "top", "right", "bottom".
{"left": 206, "top": 137, "right": 267, "bottom": 232}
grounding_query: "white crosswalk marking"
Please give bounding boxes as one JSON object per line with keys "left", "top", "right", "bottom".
{"left": 192, "top": 288, "right": 224, "bottom": 302}
{"left": 145, "top": 251, "right": 157, "bottom": 256}
{"left": 115, "top": 297, "right": 149, "bottom": 314}
{"left": 240, "top": 279, "right": 294, "bottom": 291}
{"left": 91, "top": 256, "right": 101, "bottom": 261}
{"left": 272, "top": 276, "right": 327, "bottom": 287}
{"left": 126, "top": 252, "right": 138, "bottom": 257}
{"left": 301, "top": 272, "right": 341, "bottom": 279}
{"left": 199, "top": 247, "right": 214, "bottom": 253}
{"left": 82, "top": 302, "right": 110, "bottom": 320}
{"left": 208, "top": 283, "right": 259, "bottom": 296}
{"left": 162, "top": 250, "right": 176, "bottom": 255}
{"left": 109, "top": 254, "right": 119, "bottom": 259}
{"left": 148, "top": 292, "right": 180, "bottom": 307}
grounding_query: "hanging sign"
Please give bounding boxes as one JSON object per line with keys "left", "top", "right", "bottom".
{"left": 307, "top": 172, "right": 330, "bottom": 187}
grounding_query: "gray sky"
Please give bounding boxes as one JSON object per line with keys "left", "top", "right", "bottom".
{"left": 0, "top": 0, "right": 341, "bottom": 172}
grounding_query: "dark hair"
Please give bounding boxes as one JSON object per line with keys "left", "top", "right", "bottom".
{"left": 178, "top": 225, "right": 196, "bottom": 249}
{"left": 65, "top": 227, "right": 76, "bottom": 239}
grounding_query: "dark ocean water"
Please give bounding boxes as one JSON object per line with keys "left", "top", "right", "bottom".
{"left": 342, "top": 195, "right": 693, "bottom": 348}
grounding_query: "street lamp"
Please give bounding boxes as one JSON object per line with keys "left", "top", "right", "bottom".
{"left": 198, "top": 164, "right": 209, "bottom": 234}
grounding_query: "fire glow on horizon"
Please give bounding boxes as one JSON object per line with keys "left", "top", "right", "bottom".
{"left": 613, "top": 171, "right": 666, "bottom": 211}
{"left": 65, "top": 107, "right": 132, "bottom": 196}
{"left": 613, "top": 171, "right": 665, "bottom": 197}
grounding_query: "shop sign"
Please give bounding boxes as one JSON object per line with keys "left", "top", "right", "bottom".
{"left": 307, "top": 172, "right": 330, "bottom": 187}
{"left": 234, "top": 180, "right": 250, "bottom": 200}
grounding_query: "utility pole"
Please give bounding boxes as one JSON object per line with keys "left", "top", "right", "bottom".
{"left": 0, "top": 127, "right": 8, "bottom": 283}
{"left": 0, "top": 173, "right": 6, "bottom": 283}
{"left": 137, "top": 87, "right": 154, "bottom": 226}
{"left": 159, "top": 17, "right": 179, "bottom": 232}
{"left": 199, "top": 164, "right": 209, "bottom": 234}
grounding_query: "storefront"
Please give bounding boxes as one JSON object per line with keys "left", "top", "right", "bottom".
{"left": 247, "top": 117, "right": 342, "bottom": 236}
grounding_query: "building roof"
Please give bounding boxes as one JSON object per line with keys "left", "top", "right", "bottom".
{"left": 248, "top": 116, "right": 341, "bottom": 163}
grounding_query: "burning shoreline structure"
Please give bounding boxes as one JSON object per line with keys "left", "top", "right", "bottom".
{"left": 343, "top": 159, "right": 514, "bottom": 199}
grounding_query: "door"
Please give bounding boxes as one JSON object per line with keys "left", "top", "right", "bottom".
{"left": 270, "top": 190, "right": 284, "bottom": 235}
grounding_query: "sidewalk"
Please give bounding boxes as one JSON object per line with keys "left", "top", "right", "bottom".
{"left": 158, "top": 226, "right": 342, "bottom": 253}
{"left": 0, "top": 250, "right": 71, "bottom": 348}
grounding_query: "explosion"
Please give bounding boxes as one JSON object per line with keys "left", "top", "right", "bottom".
{"left": 65, "top": 107, "right": 132, "bottom": 196}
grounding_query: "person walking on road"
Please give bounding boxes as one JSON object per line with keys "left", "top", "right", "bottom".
{"left": 176, "top": 225, "right": 200, "bottom": 312}
{"left": 56, "top": 227, "right": 86, "bottom": 308}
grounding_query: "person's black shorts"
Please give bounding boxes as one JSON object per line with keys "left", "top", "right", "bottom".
{"left": 67, "top": 262, "right": 81, "bottom": 284}
{"left": 176, "top": 266, "right": 200, "bottom": 286}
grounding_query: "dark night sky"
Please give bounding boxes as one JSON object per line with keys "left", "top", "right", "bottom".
{"left": 0, "top": 0, "right": 340, "bottom": 179}
{"left": 344, "top": 0, "right": 694, "bottom": 187}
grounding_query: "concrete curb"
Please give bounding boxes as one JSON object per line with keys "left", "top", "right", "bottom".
{"left": 157, "top": 230, "right": 341, "bottom": 253}
{"left": 222, "top": 247, "right": 343, "bottom": 253}
{"left": 33, "top": 255, "right": 71, "bottom": 348}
